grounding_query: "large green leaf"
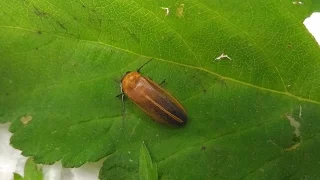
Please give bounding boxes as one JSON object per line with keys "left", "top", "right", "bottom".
{"left": 1, "top": 0, "right": 320, "bottom": 179}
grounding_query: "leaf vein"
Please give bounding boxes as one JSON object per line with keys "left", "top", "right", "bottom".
{"left": 1, "top": 25, "right": 319, "bottom": 104}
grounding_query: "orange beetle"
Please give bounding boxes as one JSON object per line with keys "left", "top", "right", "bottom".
{"left": 120, "top": 60, "right": 187, "bottom": 126}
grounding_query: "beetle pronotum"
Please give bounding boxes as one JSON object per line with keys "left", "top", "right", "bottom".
{"left": 120, "top": 59, "right": 187, "bottom": 126}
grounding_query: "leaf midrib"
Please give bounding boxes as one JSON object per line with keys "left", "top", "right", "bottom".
{"left": 1, "top": 25, "right": 319, "bottom": 105}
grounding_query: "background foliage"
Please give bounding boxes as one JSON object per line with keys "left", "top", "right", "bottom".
{"left": 14, "top": 158, "right": 43, "bottom": 180}
{"left": 1, "top": 0, "right": 320, "bottom": 179}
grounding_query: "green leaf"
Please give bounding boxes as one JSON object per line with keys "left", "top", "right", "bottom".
{"left": 1, "top": 0, "right": 320, "bottom": 179}
{"left": 13, "top": 158, "right": 43, "bottom": 180}
{"left": 13, "top": 173, "right": 23, "bottom": 180}
{"left": 311, "top": 0, "right": 320, "bottom": 12}
{"left": 24, "top": 158, "right": 43, "bottom": 180}
{"left": 139, "top": 142, "right": 158, "bottom": 180}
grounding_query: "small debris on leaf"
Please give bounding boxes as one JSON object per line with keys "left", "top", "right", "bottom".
{"left": 215, "top": 53, "right": 232, "bottom": 61}
{"left": 292, "top": 1, "right": 303, "bottom": 5}
{"left": 176, "top": 3, "right": 184, "bottom": 18}
{"left": 161, "top": 7, "right": 170, "bottom": 16}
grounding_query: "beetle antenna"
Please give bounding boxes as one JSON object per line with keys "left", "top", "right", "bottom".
{"left": 137, "top": 58, "right": 154, "bottom": 72}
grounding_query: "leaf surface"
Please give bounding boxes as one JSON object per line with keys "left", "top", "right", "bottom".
{"left": 139, "top": 142, "right": 158, "bottom": 180}
{"left": 13, "top": 158, "right": 43, "bottom": 180}
{"left": 1, "top": 0, "right": 320, "bottom": 179}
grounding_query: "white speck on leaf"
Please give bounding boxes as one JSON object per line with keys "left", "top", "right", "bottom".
{"left": 292, "top": 1, "right": 303, "bottom": 5}
{"left": 299, "top": 105, "right": 302, "bottom": 118}
{"left": 215, "top": 53, "right": 232, "bottom": 61}
{"left": 286, "top": 114, "right": 301, "bottom": 138}
{"left": 285, "top": 114, "right": 302, "bottom": 151}
{"left": 161, "top": 7, "right": 170, "bottom": 16}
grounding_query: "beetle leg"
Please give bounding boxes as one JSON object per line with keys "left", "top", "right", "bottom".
{"left": 159, "top": 79, "right": 166, "bottom": 86}
{"left": 115, "top": 93, "right": 123, "bottom": 98}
